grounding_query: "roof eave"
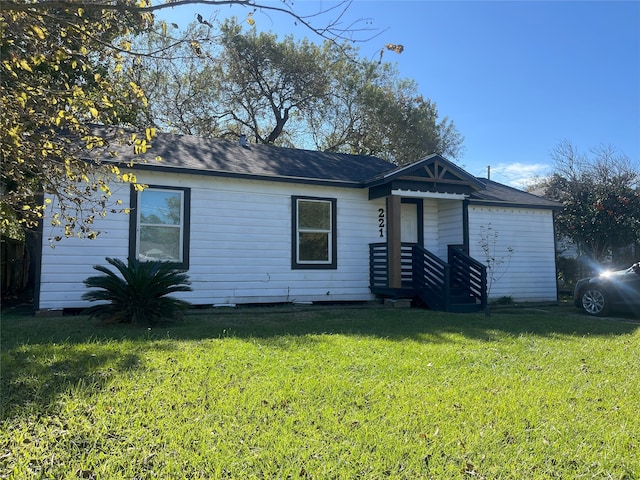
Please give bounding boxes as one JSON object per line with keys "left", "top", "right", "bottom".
{"left": 365, "top": 153, "right": 486, "bottom": 191}
{"left": 467, "top": 198, "right": 563, "bottom": 210}
{"left": 122, "top": 161, "right": 367, "bottom": 188}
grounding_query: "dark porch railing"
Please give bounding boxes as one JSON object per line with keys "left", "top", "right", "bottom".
{"left": 369, "top": 242, "right": 388, "bottom": 288}
{"left": 448, "top": 245, "right": 487, "bottom": 310}
{"left": 412, "top": 244, "right": 450, "bottom": 310}
{"left": 369, "top": 242, "right": 487, "bottom": 312}
{"left": 369, "top": 242, "right": 415, "bottom": 288}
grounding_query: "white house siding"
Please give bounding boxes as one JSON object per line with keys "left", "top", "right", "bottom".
{"left": 38, "top": 170, "right": 386, "bottom": 309}
{"left": 419, "top": 198, "right": 463, "bottom": 261}
{"left": 187, "top": 174, "right": 383, "bottom": 305}
{"left": 422, "top": 199, "right": 439, "bottom": 255}
{"left": 467, "top": 205, "right": 557, "bottom": 302}
{"left": 437, "top": 200, "right": 464, "bottom": 259}
{"left": 38, "top": 182, "right": 131, "bottom": 310}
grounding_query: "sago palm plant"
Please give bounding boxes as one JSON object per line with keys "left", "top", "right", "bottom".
{"left": 82, "top": 257, "right": 192, "bottom": 325}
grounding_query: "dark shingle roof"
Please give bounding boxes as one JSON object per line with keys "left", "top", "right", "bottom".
{"left": 110, "top": 131, "right": 396, "bottom": 184}
{"left": 94, "top": 129, "right": 560, "bottom": 209}
{"left": 470, "top": 178, "right": 562, "bottom": 209}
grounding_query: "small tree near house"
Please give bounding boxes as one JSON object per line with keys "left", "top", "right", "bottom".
{"left": 478, "top": 224, "right": 514, "bottom": 310}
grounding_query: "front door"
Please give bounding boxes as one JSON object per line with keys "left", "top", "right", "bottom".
{"left": 401, "top": 202, "right": 419, "bottom": 244}
{"left": 386, "top": 197, "right": 422, "bottom": 289}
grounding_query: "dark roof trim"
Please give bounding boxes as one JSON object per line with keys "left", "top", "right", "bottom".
{"left": 467, "top": 199, "right": 563, "bottom": 211}
{"left": 86, "top": 129, "right": 558, "bottom": 209}
{"left": 125, "top": 158, "right": 560, "bottom": 209}
{"left": 367, "top": 154, "right": 486, "bottom": 191}
{"left": 468, "top": 178, "right": 563, "bottom": 210}
{"left": 124, "top": 161, "right": 368, "bottom": 189}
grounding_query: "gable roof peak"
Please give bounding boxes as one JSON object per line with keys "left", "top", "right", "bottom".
{"left": 375, "top": 153, "right": 485, "bottom": 191}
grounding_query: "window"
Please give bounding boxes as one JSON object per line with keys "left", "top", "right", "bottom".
{"left": 129, "top": 186, "right": 190, "bottom": 269}
{"left": 292, "top": 196, "right": 337, "bottom": 269}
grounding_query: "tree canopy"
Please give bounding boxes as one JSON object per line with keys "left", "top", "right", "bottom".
{"left": 1, "top": 1, "right": 159, "bottom": 240}
{"left": 1, "top": 0, "right": 461, "bottom": 243}
{"left": 1, "top": 1, "right": 376, "bottom": 240}
{"left": 134, "top": 18, "right": 464, "bottom": 164}
{"left": 542, "top": 140, "right": 640, "bottom": 263}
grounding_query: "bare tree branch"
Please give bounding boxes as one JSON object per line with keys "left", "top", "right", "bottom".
{"left": 3, "top": 0, "right": 382, "bottom": 43}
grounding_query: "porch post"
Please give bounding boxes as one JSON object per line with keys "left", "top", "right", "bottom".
{"left": 387, "top": 195, "right": 402, "bottom": 288}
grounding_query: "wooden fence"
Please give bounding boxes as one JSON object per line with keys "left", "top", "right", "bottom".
{"left": 1, "top": 237, "right": 30, "bottom": 298}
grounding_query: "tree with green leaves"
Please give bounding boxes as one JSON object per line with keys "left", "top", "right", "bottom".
{"left": 312, "top": 54, "right": 464, "bottom": 163}
{"left": 214, "top": 19, "right": 332, "bottom": 145}
{"left": 134, "top": 20, "right": 463, "bottom": 163}
{"left": 1, "top": 1, "right": 156, "bottom": 240}
{"left": 542, "top": 140, "right": 640, "bottom": 264}
{"left": 1, "top": 0, "right": 369, "bottom": 240}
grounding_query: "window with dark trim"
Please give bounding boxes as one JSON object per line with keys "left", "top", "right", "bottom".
{"left": 129, "top": 185, "right": 191, "bottom": 270}
{"left": 291, "top": 196, "right": 337, "bottom": 269}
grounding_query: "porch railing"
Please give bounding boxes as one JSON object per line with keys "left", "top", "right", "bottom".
{"left": 369, "top": 242, "right": 415, "bottom": 288}
{"left": 400, "top": 243, "right": 415, "bottom": 286}
{"left": 369, "top": 242, "right": 487, "bottom": 312}
{"left": 412, "top": 244, "right": 450, "bottom": 310}
{"left": 369, "top": 243, "right": 388, "bottom": 288}
{"left": 448, "top": 245, "right": 487, "bottom": 310}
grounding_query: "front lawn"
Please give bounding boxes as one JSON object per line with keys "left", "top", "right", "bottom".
{"left": 1, "top": 306, "right": 638, "bottom": 478}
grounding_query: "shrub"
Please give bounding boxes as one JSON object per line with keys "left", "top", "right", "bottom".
{"left": 556, "top": 256, "right": 580, "bottom": 288}
{"left": 491, "top": 295, "right": 514, "bottom": 306}
{"left": 82, "top": 257, "right": 192, "bottom": 325}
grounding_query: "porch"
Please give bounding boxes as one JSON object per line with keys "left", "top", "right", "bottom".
{"left": 369, "top": 243, "right": 487, "bottom": 313}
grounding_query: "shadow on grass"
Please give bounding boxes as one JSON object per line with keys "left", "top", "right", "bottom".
{"left": 2, "top": 304, "right": 638, "bottom": 350}
{"left": 1, "top": 305, "right": 637, "bottom": 421}
{"left": 0, "top": 343, "right": 142, "bottom": 420}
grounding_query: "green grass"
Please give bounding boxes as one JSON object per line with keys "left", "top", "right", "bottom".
{"left": 1, "top": 305, "right": 639, "bottom": 479}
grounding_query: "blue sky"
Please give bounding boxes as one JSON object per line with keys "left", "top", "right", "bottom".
{"left": 157, "top": 1, "right": 639, "bottom": 188}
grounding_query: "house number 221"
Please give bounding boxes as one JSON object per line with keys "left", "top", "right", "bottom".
{"left": 378, "top": 208, "right": 385, "bottom": 237}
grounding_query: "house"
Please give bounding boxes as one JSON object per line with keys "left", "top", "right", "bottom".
{"left": 34, "top": 132, "right": 561, "bottom": 313}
